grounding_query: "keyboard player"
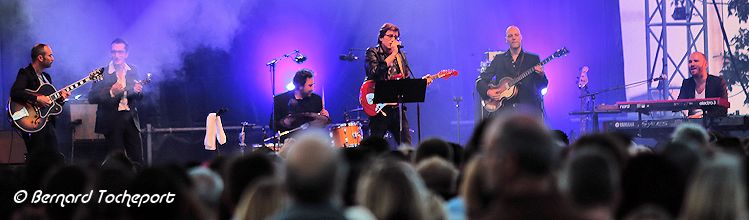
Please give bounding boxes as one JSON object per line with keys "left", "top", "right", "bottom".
{"left": 677, "top": 52, "right": 728, "bottom": 118}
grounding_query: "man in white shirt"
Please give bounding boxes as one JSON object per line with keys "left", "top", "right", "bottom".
{"left": 88, "top": 38, "right": 145, "bottom": 164}
{"left": 676, "top": 52, "right": 728, "bottom": 118}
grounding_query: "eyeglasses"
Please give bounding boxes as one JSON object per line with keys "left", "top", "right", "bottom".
{"left": 110, "top": 50, "right": 127, "bottom": 54}
{"left": 385, "top": 34, "right": 399, "bottom": 39}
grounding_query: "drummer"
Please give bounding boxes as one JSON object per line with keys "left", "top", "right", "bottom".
{"left": 273, "top": 69, "right": 331, "bottom": 135}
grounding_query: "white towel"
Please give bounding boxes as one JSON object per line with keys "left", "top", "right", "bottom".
{"left": 204, "top": 113, "right": 227, "bottom": 150}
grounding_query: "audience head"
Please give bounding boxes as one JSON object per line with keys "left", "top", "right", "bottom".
{"left": 416, "top": 157, "right": 459, "bottom": 200}
{"left": 233, "top": 178, "right": 286, "bottom": 220}
{"left": 681, "top": 153, "right": 748, "bottom": 220}
{"left": 414, "top": 138, "right": 453, "bottom": 164}
{"left": 617, "top": 154, "right": 686, "bottom": 219}
{"left": 188, "top": 166, "right": 224, "bottom": 209}
{"left": 559, "top": 148, "right": 620, "bottom": 210}
{"left": 460, "top": 157, "right": 492, "bottom": 219}
{"left": 285, "top": 130, "right": 343, "bottom": 204}
{"left": 359, "top": 136, "right": 391, "bottom": 157}
{"left": 482, "top": 114, "right": 557, "bottom": 190}
{"left": 357, "top": 159, "right": 429, "bottom": 220}
{"left": 225, "top": 153, "right": 276, "bottom": 207}
{"left": 570, "top": 133, "right": 629, "bottom": 168}
{"left": 671, "top": 123, "right": 710, "bottom": 151}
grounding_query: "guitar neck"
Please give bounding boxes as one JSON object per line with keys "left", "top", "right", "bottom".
{"left": 48, "top": 77, "right": 93, "bottom": 100}
{"left": 510, "top": 56, "right": 555, "bottom": 86}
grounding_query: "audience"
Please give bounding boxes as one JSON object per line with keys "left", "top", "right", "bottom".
{"left": 5, "top": 113, "right": 748, "bottom": 220}
{"left": 357, "top": 159, "right": 431, "bottom": 220}
{"left": 559, "top": 148, "right": 620, "bottom": 220}
{"left": 274, "top": 130, "right": 347, "bottom": 220}
{"left": 680, "top": 153, "right": 748, "bottom": 220}
{"left": 479, "top": 114, "right": 580, "bottom": 220}
{"left": 416, "top": 157, "right": 459, "bottom": 201}
{"left": 617, "top": 154, "right": 686, "bottom": 219}
{"left": 233, "top": 178, "right": 286, "bottom": 220}
{"left": 414, "top": 138, "right": 454, "bottom": 164}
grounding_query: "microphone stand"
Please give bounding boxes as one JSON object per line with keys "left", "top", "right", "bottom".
{"left": 266, "top": 50, "right": 304, "bottom": 140}
{"left": 579, "top": 77, "right": 664, "bottom": 101}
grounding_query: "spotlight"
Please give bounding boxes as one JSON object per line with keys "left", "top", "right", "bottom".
{"left": 286, "top": 82, "right": 296, "bottom": 91}
{"left": 294, "top": 53, "right": 307, "bottom": 64}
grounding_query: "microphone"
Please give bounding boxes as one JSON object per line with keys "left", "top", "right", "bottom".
{"left": 397, "top": 44, "right": 405, "bottom": 48}
{"left": 339, "top": 52, "right": 358, "bottom": 61}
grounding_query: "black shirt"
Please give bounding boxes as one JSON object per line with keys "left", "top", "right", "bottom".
{"left": 273, "top": 90, "right": 323, "bottom": 130}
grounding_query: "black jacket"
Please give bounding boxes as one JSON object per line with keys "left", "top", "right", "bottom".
{"left": 88, "top": 65, "right": 143, "bottom": 134}
{"left": 476, "top": 49, "right": 548, "bottom": 112}
{"left": 365, "top": 45, "right": 413, "bottom": 81}
{"left": 10, "top": 64, "right": 63, "bottom": 124}
{"left": 677, "top": 75, "right": 728, "bottom": 116}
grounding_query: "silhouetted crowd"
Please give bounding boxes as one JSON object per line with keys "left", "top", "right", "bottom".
{"left": 2, "top": 113, "right": 749, "bottom": 220}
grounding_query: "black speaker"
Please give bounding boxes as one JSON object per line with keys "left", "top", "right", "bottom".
{"left": 0, "top": 130, "right": 26, "bottom": 164}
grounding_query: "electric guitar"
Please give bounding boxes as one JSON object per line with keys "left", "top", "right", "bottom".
{"left": 8, "top": 68, "right": 104, "bottom": 133}
{"left": 481, "top": 47, "right": 569, "bottom": 112}
{"left": 360, "top": 69, "right": 458, "bottom": 117}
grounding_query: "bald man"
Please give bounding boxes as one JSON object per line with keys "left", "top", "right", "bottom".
{"left": 677, "top": 52, "right": 728, "bottom": 117}
{"left": 477, "top": 26, "right": 548, "bottom": 117}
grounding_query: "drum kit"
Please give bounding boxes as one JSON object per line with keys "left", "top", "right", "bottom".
{"left": 254, "top": 108, "right": 369, "bottom": 151}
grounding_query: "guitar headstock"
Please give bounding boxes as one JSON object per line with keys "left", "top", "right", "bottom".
{"left": 135, "top": 73, "right": 153, "bottom": 85}
{"left": 552, "top": 47, "right": 570, "bottom": 58}
{"left": 89, "top": 68, "right": 104, "bottom": 81}
{"left": 434, "top": 69, "right": 459, "bottom": 79}
{"left": 578, "top": 65, "right": 589, "bottom": 88}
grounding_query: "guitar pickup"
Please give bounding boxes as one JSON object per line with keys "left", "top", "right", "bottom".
{"left": 10, "top": 108, "right": 29, "bottom": 120}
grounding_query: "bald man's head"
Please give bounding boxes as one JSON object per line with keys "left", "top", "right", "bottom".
{"left": 688, "top": 52, "right": 708, "bottom": 78}
{"left": 506, "top": 26, "right": 523, "bottom": 50}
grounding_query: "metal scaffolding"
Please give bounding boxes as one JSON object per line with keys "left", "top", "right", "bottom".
{"left": 645, "top": 0, "right": 709, "bottom": 100}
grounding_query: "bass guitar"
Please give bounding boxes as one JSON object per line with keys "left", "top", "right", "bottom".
{"left": 481, "top": 47, "right": 569, "bottom": 112}
{"left": 8, "top": 68, "right": 104, "bottom": 132}
{"left": 360, "top": 69, "right": 458, "bottom": 117}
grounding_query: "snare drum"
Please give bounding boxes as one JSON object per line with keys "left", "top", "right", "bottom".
{"left": 330, "top": 122, "right": 362, "bottom": 148}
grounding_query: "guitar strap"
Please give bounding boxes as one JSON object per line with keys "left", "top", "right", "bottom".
{"left": 37, "top": 73, "right": 49, "bottom": 84}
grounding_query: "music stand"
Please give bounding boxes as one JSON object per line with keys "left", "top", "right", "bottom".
{"left": 373, "top": 79, "right": 427, "bottom": 143}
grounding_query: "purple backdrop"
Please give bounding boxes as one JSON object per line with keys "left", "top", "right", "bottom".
{"left": 1, "top": 0, "right": 625, "bottom": 148}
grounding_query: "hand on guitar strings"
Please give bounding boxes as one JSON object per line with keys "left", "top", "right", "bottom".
{"left": 60, "top": 90, "right": 70, "bottom": 100}
{"left": 487, "top": 88, "right": 502, "bottom": 100}
{"left": 36, "top": 95, "right": 52, "bottom": 107}
{"left": 533, "top": 64, "right": 544, "bottom": 75}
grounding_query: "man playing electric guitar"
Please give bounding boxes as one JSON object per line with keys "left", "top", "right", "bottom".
{"left": 9, "top": 44, "right": 70, "bottom": 160}
{"left": 476, "top": 26, "right": 548, "bottom": 117}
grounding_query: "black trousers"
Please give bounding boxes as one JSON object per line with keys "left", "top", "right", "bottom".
{"left": 104, "top": 111, "right": 143, "bottom": 163}
{"left": 368, "top": 106, "right": 411, "bottom": 145}
{"left": 20, "top": 122, "right": 60, "bottom": 160}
